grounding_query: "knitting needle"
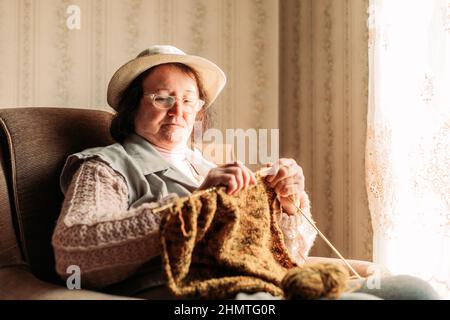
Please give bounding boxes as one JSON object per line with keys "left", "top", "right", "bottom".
{"left": 287, "top": 198, "right": 362, "bottom": 279}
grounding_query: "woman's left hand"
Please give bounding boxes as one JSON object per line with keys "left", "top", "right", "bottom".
{"left": 264, "top": 158, "right": 306, "bottom": 215}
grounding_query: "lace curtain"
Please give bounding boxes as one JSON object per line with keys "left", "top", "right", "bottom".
{"left": 366, "top": 0, "right": 450, "bottom": 299}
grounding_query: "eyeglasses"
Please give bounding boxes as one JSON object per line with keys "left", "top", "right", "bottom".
{"left": 143, "top": 93, "right": 205, "bottom": 113}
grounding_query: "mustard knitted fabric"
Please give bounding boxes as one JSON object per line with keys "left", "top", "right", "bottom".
{"left": 160, "top": 178, "right": 298, "bottom": 299}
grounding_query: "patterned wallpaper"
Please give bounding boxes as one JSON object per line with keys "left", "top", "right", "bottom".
{"left": 0, "top": 0, "right": 279, "bottom": 133}
{"left": 0, "top": 0, "right": 371, "bottom": 261}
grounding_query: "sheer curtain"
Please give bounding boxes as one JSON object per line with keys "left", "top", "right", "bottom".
{"left": 367, "top": 0, "right": 450, "bottom": 299}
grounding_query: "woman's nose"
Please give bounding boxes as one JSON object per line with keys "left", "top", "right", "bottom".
{"left": 167, "top": 99, "right": 184, "bottom": 117}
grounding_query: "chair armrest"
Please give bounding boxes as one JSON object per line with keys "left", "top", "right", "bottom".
{"left": 0, "top": 265, "right": 138, "bottom": 300}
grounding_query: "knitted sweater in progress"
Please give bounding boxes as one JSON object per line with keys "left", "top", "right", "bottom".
{"left": 52, "top": 159, "right": 317, "bottom": 289}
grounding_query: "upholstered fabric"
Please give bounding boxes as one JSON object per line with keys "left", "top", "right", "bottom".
{"left": 0, "top": 146, "right": 23, "bottom": 267}
{"left": 0, "top": 107, "right": 114, "bottom": 283}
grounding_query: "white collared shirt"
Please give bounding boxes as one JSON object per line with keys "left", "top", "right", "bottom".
{"left": 152, "top": 144, "right": 216, "bottom": 187}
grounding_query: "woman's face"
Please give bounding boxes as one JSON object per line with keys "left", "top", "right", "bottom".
{"left": 134, "top": 64, "right": 201, "bottom": 150}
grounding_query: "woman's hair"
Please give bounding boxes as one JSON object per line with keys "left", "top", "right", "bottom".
{"left": 110, "top": 62, "right": 210, "bottom": 143}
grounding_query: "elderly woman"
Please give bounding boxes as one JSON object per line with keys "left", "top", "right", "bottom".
{"left": 52, "top": 45, "right": 439, "bottom": 300}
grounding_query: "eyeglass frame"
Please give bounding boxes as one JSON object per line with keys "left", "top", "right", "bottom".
{"left": 142, "top": 92, "right": 206, "bottom": 113}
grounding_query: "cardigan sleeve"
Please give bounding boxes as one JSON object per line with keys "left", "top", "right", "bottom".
{"left": 276, "top": 192, "right": 317, "bottom": 265}
{"left": 51, "top": 158, "right": 172, "bottom": 289}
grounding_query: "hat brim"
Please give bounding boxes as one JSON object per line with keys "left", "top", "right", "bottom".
{"left": 107, "top": 54, "right": 226, "bottom": 110}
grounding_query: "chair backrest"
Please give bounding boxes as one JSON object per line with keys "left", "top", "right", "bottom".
{"left": 0, "top": 107, "right": 114, "bottom": 283}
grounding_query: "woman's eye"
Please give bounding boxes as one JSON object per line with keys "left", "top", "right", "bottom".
{"left": 184, "top": 98, "right": 195, "bottom": 104}
{"left": 155, "top": 96, "right": 170, "bottom": 103}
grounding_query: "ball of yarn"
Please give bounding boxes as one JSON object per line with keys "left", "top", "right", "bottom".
{"left": 281, "top": 263, "right": 350, "bottom": 300}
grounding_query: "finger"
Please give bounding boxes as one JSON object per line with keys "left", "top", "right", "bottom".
{"left": 199, "top": 167, "right": 223, "bottom": 190}
{"left": 269, "top": 164, "right": 300, "bottom": 187}
{"left": 249, "top": 168, "right": 257, "bottom": 185}
{"left": 274, "top": 183, "right": 302, "bottom": 198}
{"left": 265, "top": 162, "right": 280, "bottom": 182}
{"left": 222, "top": 161, "right": 250, "bottom": 190}
{"left": 223, "top": 174, "right": 238, "bottom": 195}
{"left": 272, "top": 175, "right": 298, "bottom": 190}
{"left": 242, "top": 164, "right": 257, "bottom": 186}
{"left": 266, "top": 158, "right": 296, "bottom": 182}
{"left": 224, "top": 166, "right": 244, "bottom": 193}
{"left": 270, "top": 172, "right": 305, "bottom": 191}
{"left": 235, "top": 161, "right": 251, "bottom": 189}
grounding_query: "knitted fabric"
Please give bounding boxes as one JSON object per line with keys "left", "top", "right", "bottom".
{"left": 160, "top": 177, "right": 298, "bottom": 299}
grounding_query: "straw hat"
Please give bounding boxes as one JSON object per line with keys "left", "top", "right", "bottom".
{"left": 107, "top": 45, "right": 226, "bottom": 110}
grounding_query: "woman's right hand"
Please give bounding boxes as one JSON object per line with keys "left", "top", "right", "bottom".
{"left": 198, "top": 161, "right": 257, "bottom": 195}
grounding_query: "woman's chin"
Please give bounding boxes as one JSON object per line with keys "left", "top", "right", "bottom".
{"left": 162, "top": 129, "right": 188, "bottom": 145}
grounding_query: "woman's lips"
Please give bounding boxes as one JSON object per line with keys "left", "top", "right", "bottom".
{"left": 163, "top": 123, "right": 184, "bottom": 128}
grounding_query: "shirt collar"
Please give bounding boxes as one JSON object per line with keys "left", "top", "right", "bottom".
{"left": 122, "top": 133, "right": 172, "bottom": 174}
